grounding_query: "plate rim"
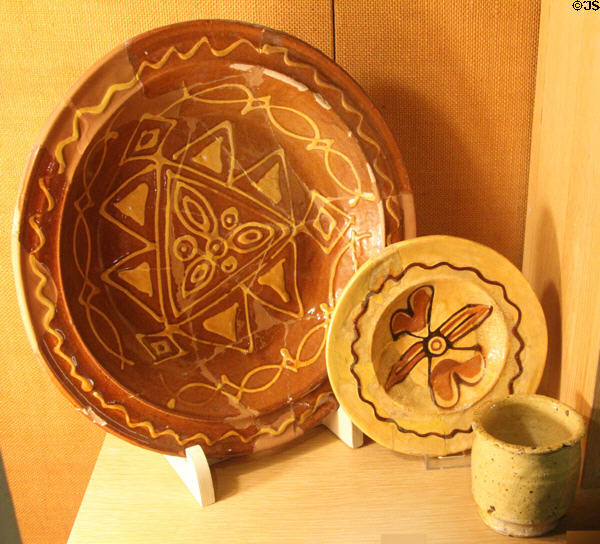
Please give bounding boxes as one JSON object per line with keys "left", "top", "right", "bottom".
{"left": 14, "top": 19, "right": 416, "bottom": 456}
{"left": 326, "top": 235, "right": 548, "bottom": 456}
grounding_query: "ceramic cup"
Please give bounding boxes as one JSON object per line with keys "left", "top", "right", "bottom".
{"left": 471, "top": 394, "right": 586, "bottom": 537}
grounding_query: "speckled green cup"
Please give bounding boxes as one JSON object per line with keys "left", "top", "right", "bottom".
{"left": 471, "top": 394, "right": 586, "bottom": 537}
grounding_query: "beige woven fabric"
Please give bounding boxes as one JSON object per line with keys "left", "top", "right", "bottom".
{"left": 335, "top": 0, "right": 540, "bottom": 266}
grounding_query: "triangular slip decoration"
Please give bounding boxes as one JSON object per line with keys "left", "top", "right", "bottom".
{"left": 162, "top": 171, "right": 293, "bottom": 322}
{"left": 254, "top": 163, "right": 282, "bottom": 204}
{"left": 232, "top": 150, "right": 296, "bottom": 221}
{"left": 192, "top": 137, "right": 223, "bottom": 173}
{"left": 100, "top": 165, "right": 157, "bottom": 245}
{"left": 203, "top": 302, "right": 239, "bottom": 342}
{"left": 177, "top": 289, "right": 254, "bottom": 353}
{"left": 248, "top": 242, "right": 304, "bottom": 318}
{"left": 117, "top": 261, "right": 153, "bottom": 297}
{"left": 171, "top": 121, "right": 234, "bottom": 184}
{"left": 114, "top": 183, "right": 149, "bottom": 227}
{"left": 101, "top": 249, "right": 162, "bottom": 322}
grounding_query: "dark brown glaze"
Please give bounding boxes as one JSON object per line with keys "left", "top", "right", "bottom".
{"left": 350, "top": 261, "right": 524, "bottom": 440}
{"left": 16, "top": 21, "right": 414, "bottom": 456}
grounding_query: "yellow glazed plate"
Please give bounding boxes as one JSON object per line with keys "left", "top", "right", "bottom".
{"left": 326, "top": 236, "right": 547, "bottom": 456}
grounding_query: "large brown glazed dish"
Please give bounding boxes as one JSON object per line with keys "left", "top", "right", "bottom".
{"left": 14, "top": 21, "right": 414, "bottom": 457}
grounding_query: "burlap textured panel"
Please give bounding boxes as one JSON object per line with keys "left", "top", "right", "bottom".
{"left": 0, "top": 3, "right": 331, "bottom": 544}
{"left": 335, "top": 0, "right": 540, "bottom": 266}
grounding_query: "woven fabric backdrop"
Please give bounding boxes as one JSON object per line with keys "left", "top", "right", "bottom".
{"left": 0, "top": 2, "right": 539, "bottom": 543}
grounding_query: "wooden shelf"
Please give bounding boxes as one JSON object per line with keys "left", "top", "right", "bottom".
{"left": 67, "top": 428, "right": 599, "bottom": 544}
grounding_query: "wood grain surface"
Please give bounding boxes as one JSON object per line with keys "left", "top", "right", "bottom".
{"left": 67, "top": 428, "right": 599, "bottom": 544}
{"left": 522, "top": 0, "right": 600, "bottom": 487}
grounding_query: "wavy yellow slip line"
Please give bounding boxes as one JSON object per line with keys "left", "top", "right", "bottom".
{"left": 54, "top": 35, "right": 404, "bottom": 238}
{"left": 74, "top": 133, "right": 133, "bottom": 369}
{"left": 293, "top": 61, "right": 404, "bottom": 235}
{"left": 92, "top": 390, "right": 297, "bottom": 447}
{"left": 56, "top": 37, "right": 261, "bottom": 173}
{"left": 27, "top": 173, "right": 301, "bottom": 446}
{"left": 29, "top": 255, "right": 94, "bottom": 392}
{"left": 169, "top": 320, "right": 328, "bottom": 408}
{"left": 56, "top": 80, "right": 137, "bottom": 174}
{"left": 37, "top": 178, "right": 55, "bottom": 213}
{"left": 181, "top": 82, "right": 372, "bottom": 201}
{"left": 46, "top": 33, "right": 390, "bottom": 445}
{"left": 28, "top": 178, "right": 94, "bottom": 392}
{"left": 298, "top": 392, "right": 335, "bottom": 425}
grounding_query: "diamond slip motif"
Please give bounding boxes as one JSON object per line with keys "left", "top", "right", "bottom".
{"left": 15, "top": 21, "right": 414, "bottom": 456}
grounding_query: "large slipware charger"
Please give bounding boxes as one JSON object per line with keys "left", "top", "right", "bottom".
{"left": 13, "top": 20, "right": 415, "bottom": 457}
{"left": 326, "top": 236, "right": 547, "bottom": 457}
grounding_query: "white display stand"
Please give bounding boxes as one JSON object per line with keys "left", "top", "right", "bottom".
{"left": 164, "top": 445, "right": 215, "bottom": 506}
{"left": 322, "top": 405, "right": 364, "bottom": 449}
{"left": 164, "top": 407, "right": 363, "bottom": 506}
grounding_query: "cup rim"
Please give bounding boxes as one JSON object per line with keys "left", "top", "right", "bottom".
{"left": 472, "top": 393, "right": 586, "bottom": 454}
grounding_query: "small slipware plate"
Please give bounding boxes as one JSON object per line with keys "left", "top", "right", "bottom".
{"left": 326, "top": 236, "right": 547, "bottom": 456}
{"left": 14, "top": 20, "right": 415, "bottom": 457}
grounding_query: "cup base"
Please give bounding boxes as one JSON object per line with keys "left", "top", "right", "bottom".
{"left": 478, "top": 507, "right": 559, "bottom": 537}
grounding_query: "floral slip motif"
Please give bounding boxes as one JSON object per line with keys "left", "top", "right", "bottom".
{"left": 386, "top": 285, "right": 492, "bottom": 409}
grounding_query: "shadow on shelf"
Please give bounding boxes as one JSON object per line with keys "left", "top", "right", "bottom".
{"left": 210, "top": 424, "right": 372, "bottom": 501}
{"left": 211, "top": 426, "right": 335, "bottom": 501}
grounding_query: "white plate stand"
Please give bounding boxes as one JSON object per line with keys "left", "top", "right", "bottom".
{"left": 164, "top": 406, "right": 362, "bottom": 506}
